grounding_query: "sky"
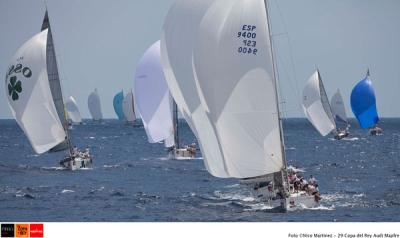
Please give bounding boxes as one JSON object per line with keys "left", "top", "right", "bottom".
{"left": 0, "top": 0, "right": 399, "bottom": 119}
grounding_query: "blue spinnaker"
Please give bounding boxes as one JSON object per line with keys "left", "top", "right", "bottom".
{"left": 113, "top": 91, "right": 125, "bottom": 120}
{"left": 350, "top": 77, "right": 379, "bottom": 128}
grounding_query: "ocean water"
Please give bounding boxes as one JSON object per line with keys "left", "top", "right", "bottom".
{"left": 0, "top": 118, "right": 399, "bottom": 222}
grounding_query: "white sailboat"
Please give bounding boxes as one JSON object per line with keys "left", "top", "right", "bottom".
{"left": 88, "top": 88, "right": 103, "bottom": 121}
{"left": 65, "top": 96, "right": 83, "bottom": 124}
{"left": 302, "top": 70, "right": 348, "bottom": 140}
{"left": 5, "top": 10, "right": 92, "bottom": 170}
{"left": 134, "top": 41, "right": 196, "bottom": 159}
{"left": 330, "top": 89, "right": 350, "bottom": 137}
{"left": 122, "top": 90, "right": 137, "bottom": 124}
{"left": 161, "top": 0, "right": 319, "bottom": 210}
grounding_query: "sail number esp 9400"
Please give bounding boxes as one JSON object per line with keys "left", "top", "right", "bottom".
{"left": 237, "top": 25, "right": 258, "bottom": 55}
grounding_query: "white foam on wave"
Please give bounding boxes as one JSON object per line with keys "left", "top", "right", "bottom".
{"left": 343, "top": 137, "right": 359, "bottom": 141}
{"left": 61, "top": 189, "right": 75, "bottom": 193}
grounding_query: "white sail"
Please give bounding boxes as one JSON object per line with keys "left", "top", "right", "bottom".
{"left": 88, "top": 89, "right": 103, "bottom": 120}
{"left": 190, "top": 0, "right": 284, "bottom": 178}
{"left": 161, "top": 0, "right": 228, "bottom": 178}
{"left": 302, "top": 71, "right": 336, "bottom": 136}
{"left": 330, "top": 89, "right": 348, "bottom": 125}
{"left": 122, "top": 91, "right": 136, "bottom": 122}
{"left": 134, "top": 41, "right": 173, "bottom": 145}
{"left": 65, "top": 96, "right": 82, "bottom": 123}
{"left": 5, "top": 29, "right": 66, "bottom": 154}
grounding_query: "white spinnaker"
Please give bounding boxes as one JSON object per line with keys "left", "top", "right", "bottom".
{"left": 5, "top": 29, "right": 66, "bottom": 154}
{"left": 192, "top": 0, "right": 284, "bottom": 178}
{"left": 65, "top": 96, "right": 82, "bottom": 123}
{"left": 88, "top": 89, "right": 103, "bottom": 120}
{"left": 302, "top": 71, "right": 336, "bottom": 136}
{"left": 134, "top": 41, "right": 173, "bottom": 145}
{"left": 330, "top": 89, "right": 348, "bottom": 124}
{"left": 122, "top": 91, "right": 136, "bottom": 122}
{"left": 161, "top": 0, "right": 228, "bottom": 177}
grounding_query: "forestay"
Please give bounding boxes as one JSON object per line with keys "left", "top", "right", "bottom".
{"left": 113, "top": 90, "right": 125, "bottom": 120}
{"left": 65, "top": 96, "right": 82, "bottom": 123}
{"left": 161, "top": 0, "right": 228, "bottom": 177}
{"left": 350, "top": 75, "right": 379, "bottom": 128}
{"left": 302, "top": 71, "right": 336, "bottom": 136}
{"left": 134, "top": 41, "right": 173, "bottom": 146}
{"left": 88, "top": 89, "right": 103, "bottom": 120}
{"left": 122, "top": 91, "right": 136, "bottom": 122}
{"left": 5, "top": 29, "right": 66, "bottom": 154}
{"left": 330, "top": 89, "right": 348, "bottom": 127}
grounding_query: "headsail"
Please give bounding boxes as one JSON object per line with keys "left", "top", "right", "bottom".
{"left": 330, "top": 89, "right": 348, "bottom": 128}
{"left": 161, "top": 0, "right": 228, "bottom": 178}
{"left": 134, "top": 41, "right": 174, "bottom": 146}
{"left": 350, "top": 72, "right": 379, "bottom": 128}
{"left": 88, "top": 89, "right": 103, "bottom": 121}
{"left": 5, "top": 29, "right": 66, "bottom": 154}
{"left": 122, "top": 91, "right": 136, "bottom": 122}
{"left": 65, "top": 96, "right": 82, "bottom": 123}
{"left": 302, "top": 71, "right": 336, "bottom": 136}
{"left": 113, "top": 90, "right": 125, "bottom": 120}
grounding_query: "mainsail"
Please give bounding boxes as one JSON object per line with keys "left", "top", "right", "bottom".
{"left": 162, "top": 0, "right": 285, "bottom": 178}
{"left": 65, "top": 96, "right": 82, "bottom": 123}
{"left": 113, "top": 90, "right": 125, "bottom": 120}
{"left": 88, "top": 89, "right": 103, "bottom": 120}
{"left": 350, "top": 71, "right": 379, "bottom": 128}
{"left": 134, "top": 41, "right": 174, "bottom": 146}
{"left": 302, "top": 70, "right": 337, "bottom": 136}
{"left": 5, "top": 29, "right": 65, "bottom": 154}
{"left": 330, "top": 89, "right": 348, "bottom": 129}
{"left": 122, "top": 91, "right": 136, "bottom": 123}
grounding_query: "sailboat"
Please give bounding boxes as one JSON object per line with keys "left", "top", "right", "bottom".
{"left": 302, "top": 70, "right": 348, "bottom": 140}
{"left": 122, "top": 90, "right": 137, "bottom": 125}
{"left": 113, "top": 90, "right": 125, "bottom": 120}
{"left": 65, "top": 96, "right": 83, "bottom": 124}
{"left": 350, "top": 69, "right": 382, "bottom": 135}
{"left": 134, "top": 41, "right": 196, "bottom": 159}
{"left": 5, "top": 10, "right": 92, "bottom": 170}
{"left": 161, "top": 0, "right": 319, "bottom": 210}
{"left": 88, "top": 88, "right": 103, "bottom": 121}
{"left": 330, "top": 89, "right": 350, "bottom": 137}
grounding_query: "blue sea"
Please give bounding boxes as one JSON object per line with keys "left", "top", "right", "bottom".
{"left": 0, "top": 119, "right": 399, "bottom": 222}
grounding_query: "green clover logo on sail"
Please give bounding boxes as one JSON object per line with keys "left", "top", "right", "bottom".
{"left": 8, "top": 76, "right": 22, "bottom": 101}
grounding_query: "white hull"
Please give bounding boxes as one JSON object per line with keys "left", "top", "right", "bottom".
{"left": 169, "top": 148, "right": 196, "bottom": 160}
{"left": 59, "top": 156, "right": 92, "bottom": 171}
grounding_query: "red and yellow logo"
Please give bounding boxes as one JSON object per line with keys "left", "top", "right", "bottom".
{"left": 29, "top": 224, "right": 43, "bottom": 237}
{"left": 15, "top": 224, "right": 29, "bottom": 237}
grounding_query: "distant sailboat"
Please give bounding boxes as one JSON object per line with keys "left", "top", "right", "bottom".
{"left": 161, "top": 0, "right": 319, "bottom": 210}
{"left": 330, "top": 89, "right": 350, "bottom": 135}
{"left": 122, "top": 90, "right": 136, "bottom": 124}
{"left": 134, "top": 41, "right": 195, "bottom": 159}
{"left": 302, "top": 70, "right": 348, "bottom": 139}
{"left": 88, "top": 88, "right": 103, "bottom": 121}
{"left": 65, "top": 96, "right": 82, "bottom": 124}
{"left": 5, "top": 10, "right": 91, "bottom": 170}
{"left": 350, "top": 69, "right": 381, "bottom": 135}
{"left": 113, "top": 90, "right": 125, "bottom": 120}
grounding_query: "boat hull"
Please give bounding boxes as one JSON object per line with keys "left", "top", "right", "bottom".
{"left": 169, "top": 148, "right": 196, "bottom": 160}
{"left": 59, "top": 156, "right": 92, "bottom": 171}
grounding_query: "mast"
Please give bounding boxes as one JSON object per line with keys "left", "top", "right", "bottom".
{"left": 173, "top": 99, "right": 180, "bottom": 149}
{"left": 264, "top": 0, "right": 289, "bottom": 193}
{"left": 131, "top": 89, "right": 135, "bottom": 124}
{"left": 42, "top": 9, "right": 73, "bottom": 155}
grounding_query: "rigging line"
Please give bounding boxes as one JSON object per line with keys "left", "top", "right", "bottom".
{"left": 273, "top": 0, "right": 302, "bottom": 113}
